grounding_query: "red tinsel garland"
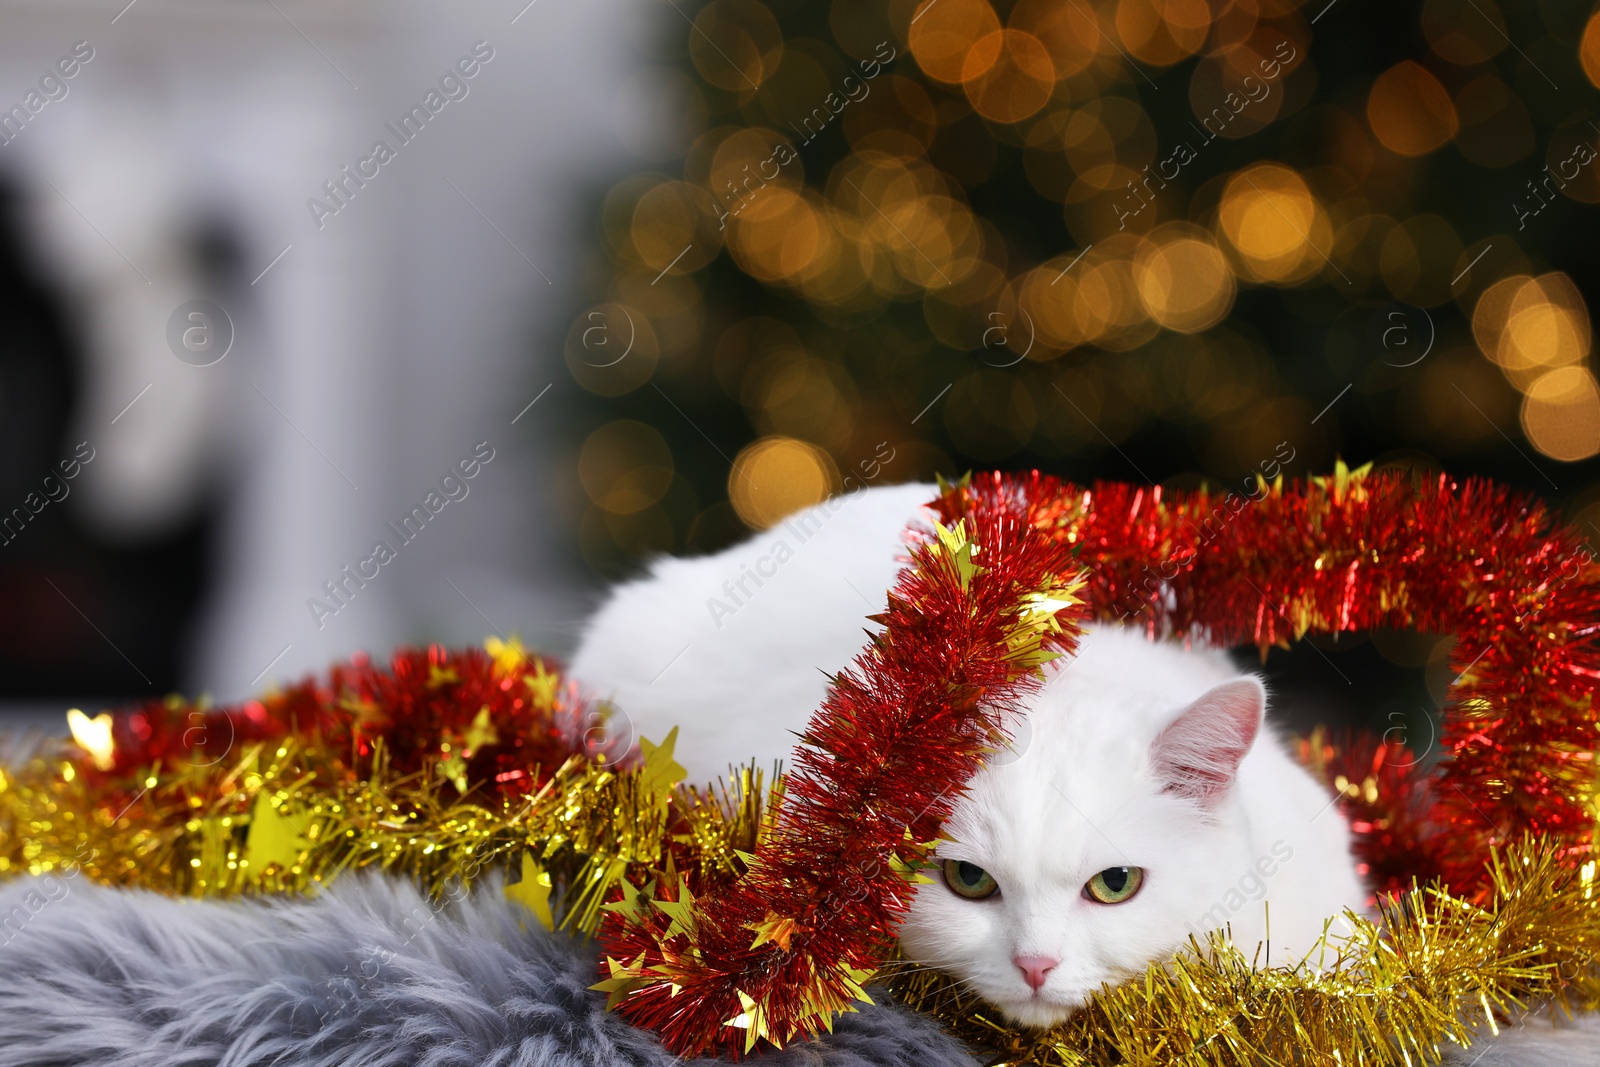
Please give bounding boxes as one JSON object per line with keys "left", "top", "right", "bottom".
{"left": 599, "top": 467, "right": 1600, "bottom": 1056}
{"left": 596, "top": 474, "right": 1090, "bottom": 1055}
{"left": 988, "top": 466, "right": 1600, "bottom": 895}
{"left": 83, "top": 641, "right": 614, "bottom": 805}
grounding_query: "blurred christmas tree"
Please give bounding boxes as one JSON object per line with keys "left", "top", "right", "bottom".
{"left": 553, "top": 0, "right": 1600, "bottom": 580}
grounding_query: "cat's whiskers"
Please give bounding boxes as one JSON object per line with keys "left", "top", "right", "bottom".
{"left": 931, "top": 973, "right": 991, "bottom": 998}
{"left": 878, "top": 960, "right": 1003, "bottom": 1001}
{"left": 896, "top": 967, "right": 999, "bottom": 1000}
{"left": 875, "top": 962, "right": 956, "bottom": 979}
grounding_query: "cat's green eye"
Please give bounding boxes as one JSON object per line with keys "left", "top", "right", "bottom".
{"left": 1084, "top": 866, "right": 1144, "bottom": 904}
{"left": 942, "top": 859, "right": 999, "bottom": 900}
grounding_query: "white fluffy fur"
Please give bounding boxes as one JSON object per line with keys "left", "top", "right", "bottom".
{"left": 897, "top": 628, "right": 1364, "bottom": 1025}
{"left": 570, "top": 483, "right": 1367, "bottom": 1027}
{"left": 572, "top": 481, "right": 935, "bottom": 780}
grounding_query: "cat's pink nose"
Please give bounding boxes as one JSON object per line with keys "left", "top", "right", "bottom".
{"left": 1013, "top": 955, "right": 1058, "bottom": 992}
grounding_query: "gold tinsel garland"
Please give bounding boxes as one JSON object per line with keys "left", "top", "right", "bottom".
{"left": 0, "top": 717, "right": 769, "bottom": 930}
{"left": 1, "top": 675, "right": 1596, "bottom": 1065}
{"left": 887, "top": 843, "right": 1600, "bottom": 1066}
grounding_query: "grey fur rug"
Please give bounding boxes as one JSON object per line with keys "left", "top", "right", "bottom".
{"left": 0, "top": 871, "right": 1595, "bottom": 1067}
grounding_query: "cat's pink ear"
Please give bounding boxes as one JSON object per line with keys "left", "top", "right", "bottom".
{"left": 1150, "top": 678, "right": 1264, "bottom": 806}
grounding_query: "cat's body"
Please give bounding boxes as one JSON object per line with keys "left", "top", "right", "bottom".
{"left": 570, "top": 482, "right": 1367, "bottom": 1026}
{"left": 572, "top": 481, "right": 933, "bottom": 780}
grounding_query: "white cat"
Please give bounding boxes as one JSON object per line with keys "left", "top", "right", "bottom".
{"left": 570, "top": 482, "right": 1367, "bottom": 1027}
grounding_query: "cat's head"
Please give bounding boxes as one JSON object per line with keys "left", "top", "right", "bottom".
{"left": 895, "top": 659, "right": 1265, "bottom": 1028}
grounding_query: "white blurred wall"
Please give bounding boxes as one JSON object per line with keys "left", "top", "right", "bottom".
{"left": 0, "top": 0, "right": 669, "bottom": 700}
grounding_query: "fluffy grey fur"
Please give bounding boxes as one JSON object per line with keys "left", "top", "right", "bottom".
{"left": 0, "top": 870, "right": 1594, "bottom": 1066}
{"left": 0, "top": 870, "right": 976, "bottom": 1067}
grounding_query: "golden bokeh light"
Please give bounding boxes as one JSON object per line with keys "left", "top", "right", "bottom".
{"left": 1058, "top": 106, "right": 1117, "bottom": 192}
{"left": 1062, "top": 98, "right": 1156, "bottom": 191}
{"left": 565, "top": 303, "right": 660, "bottom": 397}
{"left": 1217, "top": 164, "right": 1330, "bottom": 284}
{"left": 908, "top": 0, "right": 1001, "bottom": 85}
{"left": 726, "top": 187, "right": 829, "bottom": 284}
{"left": 1074, "top": 237, "right": 1155, "bottom": 348}
{"left": 572, "top": 0, "right": 1593, "bottom": 576}
{"left": 727, "top": 436, "right": 839, "bottom": 528}
{"left": 689, "top": 0, "right": 784, "bottom": 92}
{"left": 1010, "top": 0, "right": 1099, "bottom": 79}
{"left": 1584, "top": 10, "right": 1600, "bottom": 90}
{"left": 1207, "top": 5, "right": 1263, "bottom": 56}
{"left": 1474, "top": 273, "right": 1592, "bottom": 389}
{"left": 1422, "top": 0, "right": 1508, "bottom": 66}
{"left": 832, "top": 153, "right": 982, "bottom": 293}
{"left": 618, "top": 274, "right": 704, "bottom": 367}
{"left": 795, "top": 233, "right": 870, "bottom": 307}
{"left": 756, "top": 41, "right": 838, "bottom": 130}
{"left": 1521, "top": 367, "right": 1600, "bottom": 462}
{"left": 882, "top": 195, "right": 982, "bottom": 290}
{"left": 1472, "top": 274, "right": 1525, "bottom": 360}
{"left": 1367, "top": 61, "right": 1458, "bottom": 157}
{"left": 842, "top": 75, "right": 938, "bottom": 153}
{"left": 630, "top": 180, "right": 723, "bottom": 274}
{"left": 1545, "top": 118, "right": 1600, "bottom": 206}
{"left": 707, "top": 128, "right": 802, "bottom": 202}
{"left": 836, "top": 150, "right": 927, "bottom": 209}
{"left": 712, "top": 315, "right": 801, "bottom": 397}
{"left": 1115, "top": 0, "right": 1210, "bottom": 67}
{"left": 826, "top": 0, "right": 895, "bottom": 62}
{"left": 962, "top": 30, "right": 1055, "bottom": 123}
{"left": 746, "top": 353, "right": 859, "bottom": 452}
{"left": 579, "top": 421, "right": 675, "bottom": 514}
{"left": 609, "top": 504, "right": 676, "bottom": 553}
{"left": 1017, "top": 262, "right": 1088, "bottom": 351}
{"left": 1133, "top": 227, "right": 1236, "bottom": 333}
{"left": 1187, "top": 45, "right": 1286, "bottom": 142}
{"left": 1507, "top": 275, "right": 1591, "bottom": 365}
